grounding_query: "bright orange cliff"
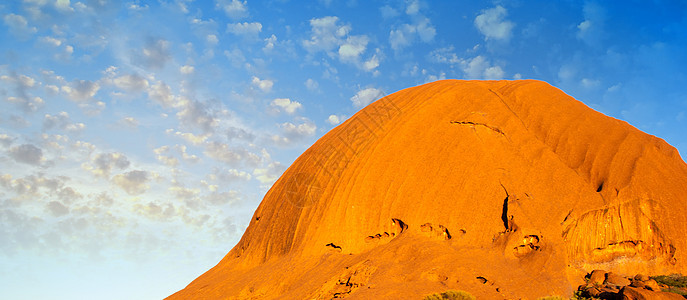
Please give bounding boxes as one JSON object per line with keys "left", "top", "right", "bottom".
{"left": 168, "top": 80, "right": 687, "bottom": 299}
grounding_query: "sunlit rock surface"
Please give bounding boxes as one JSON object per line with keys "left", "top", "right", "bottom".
{"left": 168, "top": 80, "right": 687, "bottom": 299}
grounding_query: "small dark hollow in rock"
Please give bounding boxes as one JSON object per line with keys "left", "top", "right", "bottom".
{"left": 326, "top": 243, "right": 342, "bottom": 250}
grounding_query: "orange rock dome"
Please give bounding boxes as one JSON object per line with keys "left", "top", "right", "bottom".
{"left": 168, "top": 80, "right": 687, "bottom": 299}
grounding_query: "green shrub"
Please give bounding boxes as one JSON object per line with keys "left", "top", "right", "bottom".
{"left": 423, "top": 290, "right": 476, "bottom": 300}
{"left": 571, "top": 290, "right": 600, "bottom": 300}
{"left": 537, "top": 296, "right": 564, "bottom": 300}
{"left": 651, "top": 274, "right": 687, "bottom": 288}
{"left": 661, "top": 287, "right": 687, "bottom": 296}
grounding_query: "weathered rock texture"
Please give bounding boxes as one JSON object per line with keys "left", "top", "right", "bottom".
{"left": 577, "top": 270, "right": 685, "bottom": 299}
{"left": 168, "top": 80, "right": 687, "bottom": 299}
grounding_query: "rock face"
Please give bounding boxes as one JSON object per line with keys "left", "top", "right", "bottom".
{"left": 168, "top": 80, "right": 687, "bottom": 299}
{"left": 619, "top": 286, "right": 685, "bottom": 300}
{"left": 577, "top": 270, "right": 684, "bottom": 299}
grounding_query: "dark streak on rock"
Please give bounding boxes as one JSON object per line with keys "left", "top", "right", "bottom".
{"left": 450, "top": 121, "right": 505, "bottom": 136}
{"left": 326, "top": 243, "right": 342, "bottom": 250}
{"left": 499, "top": 183, "right": 510, "bottom": 230}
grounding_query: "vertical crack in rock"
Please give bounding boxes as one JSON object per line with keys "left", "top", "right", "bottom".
{"left": 596, "top": 181, "right": 604, "bottom": 192}
{"left": 500, "top": 183, "right": 510, "bottom": 230}
{"left": 561, "top": 210, "right": 573, "bottom": 225}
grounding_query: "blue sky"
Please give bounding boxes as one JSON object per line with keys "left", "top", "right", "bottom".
{"left": 1, "top": 1, "right": 685, "bottom": 299}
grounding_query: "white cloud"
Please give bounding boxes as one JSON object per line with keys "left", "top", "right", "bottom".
{"left": 120, "top": 117, "right": 139, "bottom": 128}
{"left": 135, "top": 39, "right": 171, "bottom": 70}
{"left": 147, "top": 81, "right": 177, "bottom": 109}
{"left": 424, "top": 71, "right": 446, "bottom": 83}
{"left": 82, "top": 101, "right": 106, "bottom": 116}
{"left": 304, "top": 78, "right": 319, "bottom": 91}
{"left": 175, "top": 97, "right": 219, "bottom": 134}
{"left": 167, "top": 130, "right": 210, "bottom": 145}
{"left": 8, "top": 144, "right": 43, "bottom": 165}
{"left": 428, "top": 46, "right": 461, "bottom": 64}
{"left": 389, "top": 24, "right": 413, "bottom": 50}
{"left": 169, "top": 185, "right": 200, "bottom": 202}
{"left": 270, "top": 98, "right": 302, "bottom": 115}
{"left": 483, "top": 65, "right": 505, "bottom": 79}
{"left": 40, "top": 36, "right": 62, "bottom": 47}
{"left": 40, "top": 133, "right": 69, "bottom": 152}
{"left": 271, "top": 118, "right": 317, "bottom": 146}
{"left": 406, "top": 0, "right": 421, "bottom": 15}
{"left": 55, "top": 44, "right": 74, "bottom": 61}
{"left": 55, "top": 0, "right": 74, "bottom": 12}
{"left": 303, "top": 16, "right": 350, "bottom": 53}
{"left": 45, "top": 85, "right": 59, "bottom": 95}
{"left": 128, "top": 3, "right": 148, "bottom": 11}
{"left": 282, "top": 120, "right": 317, "bottom": 137}
{"left": 0, "top": 134, "right": 15, "bottom": 147}
{"left": 180, "top": 65, "right": 195, "bottom": 74}
{"left": 216, "top": 0, "right": 248, "bottom": 19}
{"left": 177, "top": 145, "right": 199, "bottom": 164}
{"left": 263, "top": 34, "right": 277, "bottom": 52}
{"left": 223, "top": 48, "right": 246, "bottom": 68}
{"left": 380, "top": 5, "right": 400, "bottom": 19}
{"left": 204, "top": 190, "right": 240, "bottom": 206}
{"left": 581, "top": 78, "right": 601, "bottom": 89}
{"left": 350, "top": 87, "right": 383, "bottom": 107}
{"left": 61, "top": 80, "right": 100, "bottom": 102}
{"left": 83, "top": 152, "right": 130, "bottom": 178}
{"left": 416, "top": 17, "right": 437, "bottom": 42}
{"left": 211, "top": 168, "right": 252, "bottom": 182}
{"left": 6, "top": 96, "right": 44, "bottom": 113}
{"left": 338, "top": 35, "right": 369, "bottom": 62}
{"left": 428, "top": 48, "right": 505, "bottom": 80}
{"left": 301, "top": 16, "right": 380, "bottom": 71}
{"left": 226, "top": 22, "right": 262, "bottom": 37}
{"left": 1, "top": 73, "right": 44, "bottom": 112}
{"left": 462, "top": 56, "right": 505, "bottom": 79}
{"left": 326, "top": 114, "right": 346, "bottom": 125}
{"left": 251, "top": 76, "right": 273, "bottom": 92}
{"left": 578, "top": 20, "right": 592, "bottom": 35}
{"left": 363, "top": 52, "right": 381, "bottom": 72}
{"left": 46, "top": 201, "right": 69, "bottom": 217}
{"left": 153, "top": 145, "right": 179, "bottom": 167}
{"left": 43, "top": 111, "right": 86, "bottom": 132}
{"left": 112, "top": 170, "right": 150, "bottom": 195}
{"left": 389, "top": 17, "right": 436, "bottom": 51}
{"left": 252, "top": 162, "right": 285, "bottom": 184}
{"left": 3, "top": 13, "right": 37, "bottom": 36}
{"left": 204, "top": 142, "right": 260, "bottom": 166}
{"left": 474, "top": 5, "right": 515, "bottom": 41}
{"left": 112, "top": 74, "right": 149, "bottom": 93}
{"left": 576, "top": 2, "right": 605, "bottom": 45}
{"left": 206, "top": 34, "right": 219, "bottom": 45}
{"left": 132, "top": 201, "right": 176, "bottom": 221}
{"left": 153, "top": 144, "right": 199, "bottom": 167}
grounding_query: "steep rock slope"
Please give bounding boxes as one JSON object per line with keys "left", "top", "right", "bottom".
{"left": 168, "top": 80, "right": 687, "bottom": 299}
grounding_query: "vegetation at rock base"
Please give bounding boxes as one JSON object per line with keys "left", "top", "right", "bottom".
{"left": 423, "top": 290, "right": 476, "bottom": 300}
{"left": 652, "top": 274, "right": 687, "bottom": 296}
{"left": 570, "top": 291, "right": 601, "bottom": 300}
{"left": 652, "top": 274, "right": 687, "bottom": 288}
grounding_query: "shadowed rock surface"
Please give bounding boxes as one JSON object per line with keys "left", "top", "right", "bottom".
{"left": 168, "top": 80, "right": 687, "bottom": 299}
